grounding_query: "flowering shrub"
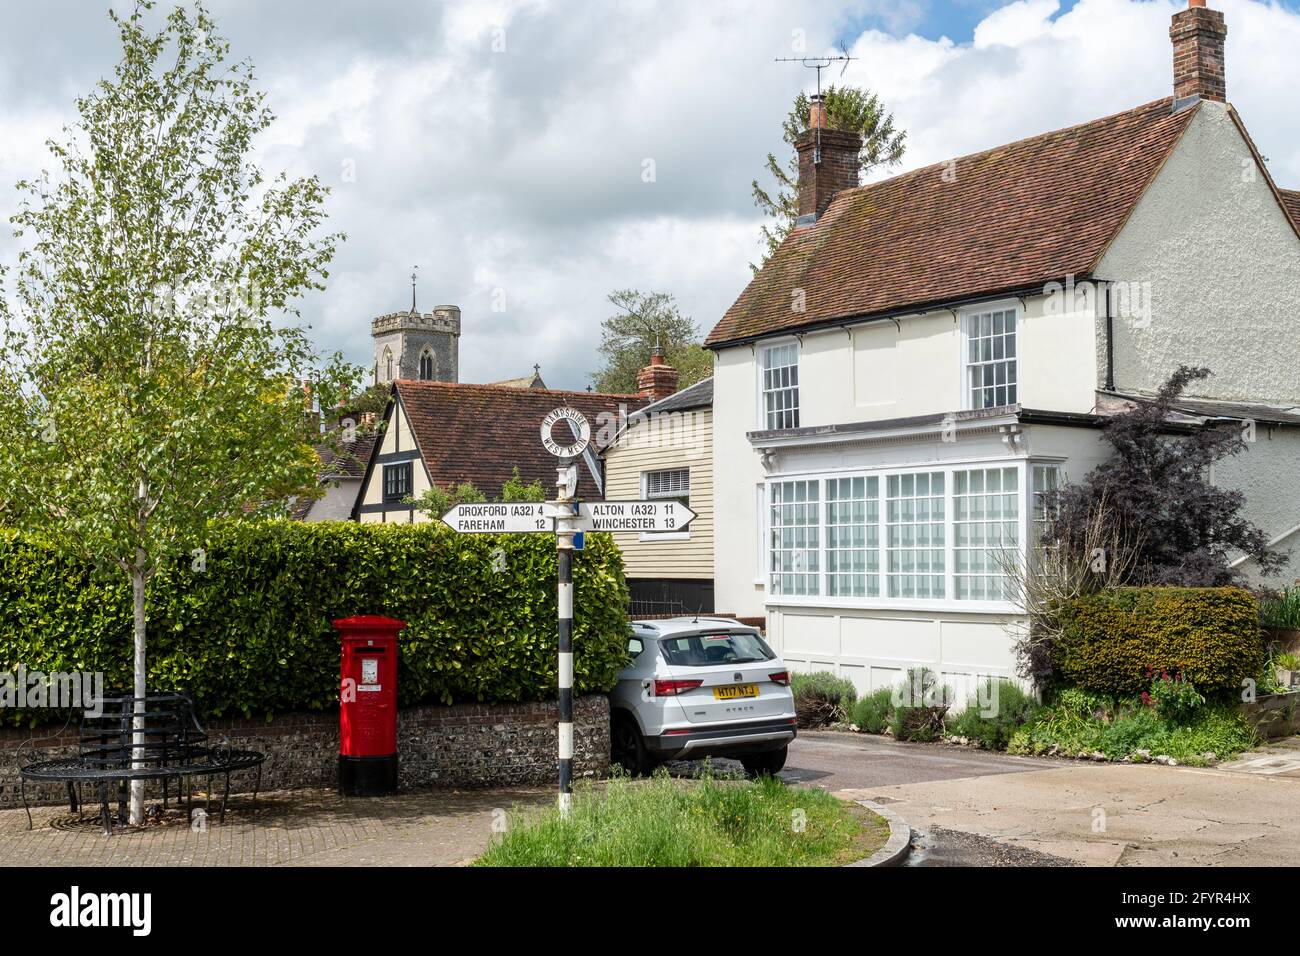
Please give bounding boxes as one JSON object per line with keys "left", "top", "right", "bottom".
{"left": 1144, "top": 669, "right": 1205, "bottom": 724}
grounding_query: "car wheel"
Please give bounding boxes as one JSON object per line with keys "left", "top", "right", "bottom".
{"left": 611, "top": 714, "right": 655, "bottom": 776}
{"left": 740, "top": 745, "right": 788, "bottom": 778}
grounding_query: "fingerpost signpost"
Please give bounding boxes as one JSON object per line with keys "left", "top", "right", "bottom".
{"left": 441, "top": 407, "right": 696, "bottom": 814}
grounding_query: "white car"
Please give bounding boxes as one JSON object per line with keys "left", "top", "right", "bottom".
{"left": 609, "top": 618, "right": 797, "bottom": 777}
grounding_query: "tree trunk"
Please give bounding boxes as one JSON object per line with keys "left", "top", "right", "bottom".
{"left": 129, "top": 561, "right": 147, "bottom": 826}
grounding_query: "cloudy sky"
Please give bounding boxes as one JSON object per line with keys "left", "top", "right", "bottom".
{"left": 1, "top": 0, "right": 1298, "bottom": 390}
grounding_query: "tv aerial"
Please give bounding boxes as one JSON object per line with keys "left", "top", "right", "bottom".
{"left": 774, "top": 43, "right": 857, "bottom": 161}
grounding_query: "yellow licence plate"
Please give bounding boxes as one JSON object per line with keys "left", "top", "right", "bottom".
{"left": 713, "top": 684, "right": 759, "bottom": 700}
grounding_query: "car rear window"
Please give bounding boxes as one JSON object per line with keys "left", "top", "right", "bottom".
{"left": 659, "top": 631, "right": 775, "bottom": 667}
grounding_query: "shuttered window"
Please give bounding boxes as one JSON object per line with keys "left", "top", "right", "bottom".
{"left": 643, "top": 468, "right": 690, "bottom": 537}
{"left": 646, "top": 468, "right": 689, "bottom": 498}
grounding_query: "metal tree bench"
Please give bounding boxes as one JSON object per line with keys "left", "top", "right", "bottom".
{"left": 19, "top": 692, "right": 265, "bottom": 835}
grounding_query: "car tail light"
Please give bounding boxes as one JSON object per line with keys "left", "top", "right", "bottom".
{"left": 768, "top": 671, "right": 790, "bottom": 686}
{"left": 653, "top": 679, "right": 703, "bottom": 697}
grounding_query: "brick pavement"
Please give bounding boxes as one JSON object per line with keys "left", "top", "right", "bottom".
{"left": 0, "top": 787, "right": 553, "bottom": 866}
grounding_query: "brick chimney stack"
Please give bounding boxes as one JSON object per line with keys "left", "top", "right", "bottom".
{"left": 636, "top": 347, "right": 679, "bottom": 403}
{"left": 1171, "top": 0, "right": 1227, "bottom": 103}
{"left": 794, "top": 93, "right": 861, "bottom": 225}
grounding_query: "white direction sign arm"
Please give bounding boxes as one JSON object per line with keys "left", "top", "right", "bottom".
{"left": 441, "top": 502, "right": 552, "bottom": 534}
{"left": 577, "top": 500, "right": 697, "bottom": 533}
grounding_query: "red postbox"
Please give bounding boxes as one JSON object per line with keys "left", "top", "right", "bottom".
{"left": 334, "top": 615, "right": 405, "bottom": 796}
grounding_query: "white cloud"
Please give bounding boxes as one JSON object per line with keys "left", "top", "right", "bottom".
{"left": 973, "top": 0, "right": 1060, "bottom": 49}
{"left": 1, "top": 0, "right": 1298, "bottom": 390}
{"left": 849, "top": 0, "right": 1300, "bottom": 190}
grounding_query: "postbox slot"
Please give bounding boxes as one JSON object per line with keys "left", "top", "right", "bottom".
{"left": 350, "top": 645, "right": 388, "bottom": 652}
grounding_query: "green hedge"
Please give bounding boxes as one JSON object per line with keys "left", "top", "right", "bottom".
{"left": 0, "top": 521, "right": 631, "bottom": 721}
{"left": 1053, "top": 587, "right": 1262, "bottom": 697}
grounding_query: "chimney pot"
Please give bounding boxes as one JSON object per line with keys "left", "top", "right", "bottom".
{"left": 807, "top": 93, "right": 827, "bottom": 131}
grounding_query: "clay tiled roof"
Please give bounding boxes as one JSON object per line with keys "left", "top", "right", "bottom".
{"left": 1282, "top": 189, "right": 1300, "bottom": 230}
{"left": 288, "top": 433, "right": 377, "bottom": 521}
{"left": 289, "top": 495, "right": 316, "bottom": 522}
{"left": 706, "top": 97, "right": 1199, "bottom": 348}
{"left": 319, "top": 433, "right": 377, "bottom": 480}
{"left": 394, "top": 381, "right": 647, "bottom": 499}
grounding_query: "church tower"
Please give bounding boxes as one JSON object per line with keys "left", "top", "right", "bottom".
{"left": 371, "top": 271, "right": 460, "bottom": 385}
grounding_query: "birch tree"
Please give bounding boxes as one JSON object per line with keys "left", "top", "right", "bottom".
{"left": 0, "top": 2, "right": 354, "bottom": 824}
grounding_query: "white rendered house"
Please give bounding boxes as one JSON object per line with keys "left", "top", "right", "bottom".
{"left": 705, "top": 1, "right": 1300, "bottom": 695}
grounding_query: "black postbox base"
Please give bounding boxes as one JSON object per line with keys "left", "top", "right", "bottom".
{"left": 339, "top": 754, "right": 398, "bottom": 796}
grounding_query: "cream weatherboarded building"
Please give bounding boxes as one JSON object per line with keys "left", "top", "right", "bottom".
{"left": 705, "top": 1, "right": 1300, "bottom": 697}
{"left": 603, "top": 376, "right": 715, "bottom": 613}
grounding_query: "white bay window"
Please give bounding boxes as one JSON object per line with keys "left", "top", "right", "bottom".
{"left": 768, "top": 461, "right": 1041, "bottom": 609}
{"left": 1031, "top": 463, "right": 1062, "bottom": 547}
{"left": 826, "top": 477, "right": 879, "bottom": 598}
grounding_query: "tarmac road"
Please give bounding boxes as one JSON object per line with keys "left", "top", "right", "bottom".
{"left": 771, "top": 731, "right": 1300, "bottom": 866}
{"left": 775, "top": 731, "right": 1074, "bottom": 866}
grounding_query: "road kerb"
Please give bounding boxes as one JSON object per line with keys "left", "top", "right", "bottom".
{"left": 847, "top": 799, "right": 912, "bottom": 867}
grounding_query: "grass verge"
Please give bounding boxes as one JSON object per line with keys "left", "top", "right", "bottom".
{"left": 475, "top": 770, "right": 887, "bottom": 867}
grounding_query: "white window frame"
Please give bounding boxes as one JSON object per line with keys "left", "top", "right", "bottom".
{"left": 960, "top": 300, "right": 1020, "bottom": 411}
{"left": 763, "top": 457, "right": 1031, "bottom": 614}
{"left": 952, "top": 465, "right": 1022, "bottom": 602}
{"left": 885, "top": 470, "right": 947, "bottom": 600}
{"left": 767, "top": 478, "right": 821, "bottom": 598}
{"left": 1030, "top": 459, "right": 1065, "bottom": 549}
{"left": 757, "top": 338, "right": 800, "bottom": 431}
{"left": 640, "top": 468, "right": 690, "bottom": 541}
{"left": 826, "top": 475, "right": 881, "bottom": 599}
